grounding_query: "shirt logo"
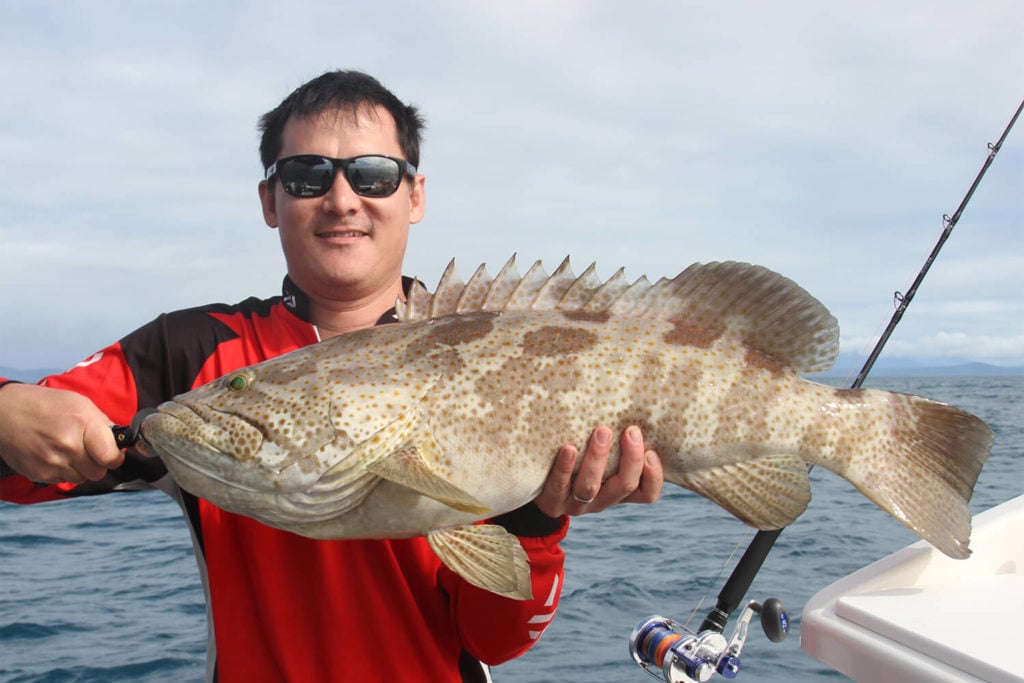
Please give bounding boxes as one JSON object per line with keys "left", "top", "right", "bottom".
{"left": 75, "top": 352, "right": 104, "bottom": 368}
{"left": 527, "top": 574, "right": 561, "bottom": 639}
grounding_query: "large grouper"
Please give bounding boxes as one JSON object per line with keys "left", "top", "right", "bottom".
{"left": 140, "top": 257, "right": 993, "bottom": 600}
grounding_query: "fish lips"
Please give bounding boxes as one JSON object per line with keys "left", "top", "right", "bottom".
{"left": 143, "top": 401, "right": 370, "bottom": 530}
{"left": 145, "top": 397, "right": 339, "bottom": 493}
{"left": 144, "top": 400, "right": 318, "bottom": 494}
{"left": 157, "top": 399, "right": 263, "bottom": 455}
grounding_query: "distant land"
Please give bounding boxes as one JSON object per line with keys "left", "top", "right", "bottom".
{"left": 812, "top": 353, "right": 1024, "bottom": 379}
{"left": 4, "top": 356, "right": 1022, "bottom": 384}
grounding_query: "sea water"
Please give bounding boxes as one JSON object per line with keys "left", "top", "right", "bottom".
{"left": 1, "top": 376, "right": 1021, "bottom": 682}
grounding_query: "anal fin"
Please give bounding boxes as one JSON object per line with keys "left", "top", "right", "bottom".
{"left": 368, "top": 445, "right": 490, "bottom": 515}
{"left": 428, "top": 525, "right": 533, "bottom": 600}
{"left": 683, "top": 454, "right": 811, "bottom": 529}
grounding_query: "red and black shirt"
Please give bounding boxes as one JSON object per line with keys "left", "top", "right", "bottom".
{"left": 1, "top": 276, "right": 567, "bottom": 682}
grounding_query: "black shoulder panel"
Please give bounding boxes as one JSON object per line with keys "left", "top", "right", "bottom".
{"left": 119, "top": 297, "right": 281, "bottom": 410}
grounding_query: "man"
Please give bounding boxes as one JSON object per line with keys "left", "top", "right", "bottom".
{"left": 0, "top": 70, "right": 662, "bottom": 681}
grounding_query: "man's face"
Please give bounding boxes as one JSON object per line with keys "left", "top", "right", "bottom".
{"left": 258, "top": 104, "right": 425, "bottom": 306}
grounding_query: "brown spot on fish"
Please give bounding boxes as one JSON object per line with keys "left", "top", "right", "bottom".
{"left": 421, "top": 313, "right": 498, "bottom": 347}
{"left": 836, "top": 388, "right": 868, "bottom": 403}
{"left": 562, "top": 310, "right": 611, "bottom": 324}
{"left": 743, "top": 348, "right": 788, "bottom": 378}
{"left": 521, "top": 326, "right": 599, "bottom": 357}
{"left": 664, "top": 322, "right": 723, "bottom": 349}
{"left": 799, "top": 411, "right": 833, "bottom": 456}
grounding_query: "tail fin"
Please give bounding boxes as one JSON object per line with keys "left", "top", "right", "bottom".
{"left": 840, "top": 392, "right": 993, "bottom": 558}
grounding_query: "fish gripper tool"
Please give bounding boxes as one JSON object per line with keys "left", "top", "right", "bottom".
{"left": 628, "top": 598, "right": 788, "bottom": 682}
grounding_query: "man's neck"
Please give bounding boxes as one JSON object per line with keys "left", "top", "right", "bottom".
{"left": 309, "top": 284, "right": 405, "bottom": 340}
{"left": 281, "top": 274, "right": 410, "bottom": 339}
{"left": 313, "top": 307, "right": 390, "bottom": 340}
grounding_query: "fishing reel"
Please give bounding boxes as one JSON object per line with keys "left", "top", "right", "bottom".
{"left": 628, "top": 598, "right": 789, "bottom": 682}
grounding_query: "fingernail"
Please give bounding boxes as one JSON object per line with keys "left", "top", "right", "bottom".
{"left": 596, "top": 427, "right": 611, "bottom": 445}
{"left": 627, "top": 426, "right": 641, "bottom": 444}
{"left": 646, "top": 451, "right": 658, "bottom": 466}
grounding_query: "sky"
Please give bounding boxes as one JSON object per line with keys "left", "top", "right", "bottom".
{"left": 2, "top": 1, "right": 1022, "bottom": 374}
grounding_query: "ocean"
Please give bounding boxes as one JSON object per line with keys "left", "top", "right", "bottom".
{"left": 1, "top": 376, "right": 1021, "bottom": 682}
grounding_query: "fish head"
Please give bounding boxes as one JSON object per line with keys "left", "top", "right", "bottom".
{"left": 142, "top": 353, "right": 341, "bottom": 498}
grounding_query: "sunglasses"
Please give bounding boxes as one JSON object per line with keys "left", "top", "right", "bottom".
{"left": 266, "top": 154, "right": 417, "bottom": 198}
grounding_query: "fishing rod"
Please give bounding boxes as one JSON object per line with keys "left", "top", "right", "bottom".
{"left": 628, "top": 97, "right": 1023, "bottom": 683}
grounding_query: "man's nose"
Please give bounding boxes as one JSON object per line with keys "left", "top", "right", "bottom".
{"left": 320, "top": 170, "right": 362, "bottom": 214}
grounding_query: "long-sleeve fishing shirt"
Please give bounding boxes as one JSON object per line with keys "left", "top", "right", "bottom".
{"left": 0, "top": 275, "right": 567, "bottom": 683}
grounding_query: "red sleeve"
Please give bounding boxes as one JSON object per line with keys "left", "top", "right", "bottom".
{"left": 0, "top": 343, "right": 140, "bottom": 505}
{"left": 0, "top": 474, "right": 81, "bottom": 504}
{"left": 440, "top": 516, "right": 569, "bottom": 665}
{"left": 39, "top": 345, "right": 141, "bottom": 425}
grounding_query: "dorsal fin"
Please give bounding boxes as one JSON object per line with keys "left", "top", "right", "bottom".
{"left": 397, "top": 257, "right": 839, "bottom": 374}
{"left": 429, "top": 259, "right": 464, "bottom": 319}
{"left": 658, "top": 262, "right": 839, "bottom": 373}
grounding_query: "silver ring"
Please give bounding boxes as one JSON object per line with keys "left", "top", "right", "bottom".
{"left": 571, "top": 491, "right": 595, "bottom": 505}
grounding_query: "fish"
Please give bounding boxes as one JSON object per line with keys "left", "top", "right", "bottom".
{"left": 141, "top": 257, "right": 993, "bottom": 600}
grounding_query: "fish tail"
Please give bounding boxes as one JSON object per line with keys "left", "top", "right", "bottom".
{"left": 835, "top": 392, "right": 993, "bottom": 558}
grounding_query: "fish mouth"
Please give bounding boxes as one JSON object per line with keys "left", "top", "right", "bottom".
{"left": 143, "top": 400, "right": 273, "bottom": 493}
{"left": 162, "top": 399, "right": 265, "bottom": 451}
{"left": 161, "top": 441, "right": 268, "bottom": 495}
{"left": 143, "top": 401, "right": 363, "bottom": 525}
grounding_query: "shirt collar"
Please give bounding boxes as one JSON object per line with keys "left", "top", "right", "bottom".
{"left": 281, "top": 275, "right": 416, "bottom": 327}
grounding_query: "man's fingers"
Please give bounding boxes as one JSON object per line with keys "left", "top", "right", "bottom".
{"left": 571, "top": 426, "right": 612, "bottom": 506}
{"left": 622, "top": 450, "right": 664, "bottom": 504}
{"left": 533, "top": 426, "right": 663, "bottom": 518}
{"left": 80, "top": 421, "right": 124, "bottom": 481}
{"left": 608, "top": 426, "right": 645, "bottom": 494}
{"left": 533, "top": 446, "right": 578, "bottom": 517}
{"left": 549, "top": 445, "right": 578, "bottom": 493}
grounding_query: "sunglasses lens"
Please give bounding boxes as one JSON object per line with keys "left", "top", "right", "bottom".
{"left": 278, "top": 156, "right": 335, "bottom": 197}
{"left": 346, "top": 156, "right": 403, "bottom": 197}
{"left": 273, "top": 155, "right": 407, "bottom": 198}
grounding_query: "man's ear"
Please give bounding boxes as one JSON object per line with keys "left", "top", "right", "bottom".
{"left": 408, "top": 174, "right": 426, "bottom": 225}
{"left": 258, "top": 180, "right": 279, "bottom": 228}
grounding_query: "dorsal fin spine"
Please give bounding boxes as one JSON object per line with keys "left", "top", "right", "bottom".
{"left": 556, "top": 263, "right": 601, "bottom": 310}
{"left": 531, "top": 257, "right": 575, "bottom": 311}
{"left": 506, "top": 260, "right": 550, "bottom": 309}
{"left": 395, "top": 256, "right": 839, "bottom": 374}
{"left": 430, "top": 260, "right": 465, "bottom": 320}
{"left": 482, "top": 256, "right": 520, "bottom": 311}
{"left": 456, "top": 263, "right": 493, "bottom": 314}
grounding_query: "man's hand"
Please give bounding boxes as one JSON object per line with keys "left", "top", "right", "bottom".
{"left": 533, "top": 425, "right": 663, "bottom": 517}
{"left": 0, "top": 383, "right": 123, "bottom": 483}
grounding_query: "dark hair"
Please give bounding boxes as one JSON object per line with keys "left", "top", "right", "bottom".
{"left": 258, "top": 70, "right": 425, "bottom": 170}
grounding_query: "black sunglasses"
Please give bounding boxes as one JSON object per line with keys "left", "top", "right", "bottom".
{"left": 266, "top": 154, "right": 417, "bottom": 198}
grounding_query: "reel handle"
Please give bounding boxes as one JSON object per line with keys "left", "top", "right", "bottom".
{"left": 629, "top": 598, "right": 788, "bottom": 682}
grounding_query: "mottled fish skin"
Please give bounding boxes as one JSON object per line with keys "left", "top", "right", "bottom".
{"left": 143, "top": 258, "right": 993, "bottom": 597}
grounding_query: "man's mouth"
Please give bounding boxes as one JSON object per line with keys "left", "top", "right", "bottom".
{"left": 317, "top": 226, "right": 370, "bottom": 239}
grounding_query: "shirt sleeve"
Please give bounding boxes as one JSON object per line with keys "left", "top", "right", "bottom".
{"left": 0, "top": 341, "right": 145, "bottom": 504}
{"left": 1, "top": 305, "right": 249, "bottom": 505}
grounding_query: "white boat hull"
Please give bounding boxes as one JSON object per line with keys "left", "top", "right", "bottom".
{"left": 801, "top": 494, "right": 1024, "bottom": 682}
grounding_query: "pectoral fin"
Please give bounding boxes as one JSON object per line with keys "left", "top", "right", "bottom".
{"left": 682, "top": 454, "right": 811, "bottom": 529}
{"left": 368, "top": 445, "right": 489, "bottom": 515}
{"left": 428, "top": 525, "right": 533, "bottom": 600}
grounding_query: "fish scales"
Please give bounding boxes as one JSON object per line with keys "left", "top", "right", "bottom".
{"left": 142, "top": 257, "right": 993, "bottom": 600}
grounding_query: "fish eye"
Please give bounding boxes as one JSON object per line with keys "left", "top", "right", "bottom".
{"left": 226, "top": 373, "right": 251, "bottom": 392}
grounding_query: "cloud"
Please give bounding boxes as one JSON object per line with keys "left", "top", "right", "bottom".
{"left": 1, "top": 1, "right": 1022, "bottom": 370}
